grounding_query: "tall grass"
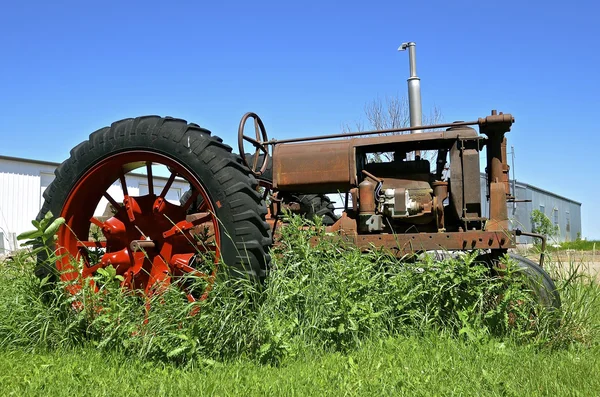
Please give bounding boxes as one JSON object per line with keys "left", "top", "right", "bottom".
{"left": 558, "top": 240, "right": 600, "bottom": 251}
{"left": 0, "top": 215, "right": 598, "bottom": 367}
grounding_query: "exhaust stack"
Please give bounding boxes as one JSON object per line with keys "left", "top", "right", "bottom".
{"left": 398, "top": 42, "right": 423, "bottom": 134}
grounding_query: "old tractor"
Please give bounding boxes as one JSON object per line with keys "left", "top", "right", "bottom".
{"left": 36, "top": 109, "right": 559, "bottom": 307}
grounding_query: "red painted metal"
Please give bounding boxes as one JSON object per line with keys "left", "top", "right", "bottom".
{"left": 56, "top": 151, "right": 220, "bottom": 300}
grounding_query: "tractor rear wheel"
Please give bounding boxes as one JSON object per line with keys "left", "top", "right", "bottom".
{"left": 36, "top": 116, "right": 271, "bottom": 301}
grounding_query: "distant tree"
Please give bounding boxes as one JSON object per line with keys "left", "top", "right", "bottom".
{"left": 342, "top": 95, "right": 442, "bottom": 163}
{"left": 531, "top": 209, "right": 558, "bottom": 239}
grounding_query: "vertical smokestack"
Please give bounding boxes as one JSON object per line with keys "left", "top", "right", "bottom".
{"left": 398, "top": 42, "right": 423, "bottom": 134}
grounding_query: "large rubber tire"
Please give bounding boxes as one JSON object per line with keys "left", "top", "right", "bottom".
{"left": 508, "top": 253, "right": 561, "bottom": 310}
{"left": 37, "top": 116, "right": 272, "bottom": 283}
{"left": 278, "top": 193, "right": 338, "bottom": 225}
{"left": 247, "top": 153, "right": 339, "bottom": 225}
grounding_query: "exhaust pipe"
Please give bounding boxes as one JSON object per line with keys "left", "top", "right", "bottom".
{"left": 398, "top": 42, "right": 423, "bottom": 135}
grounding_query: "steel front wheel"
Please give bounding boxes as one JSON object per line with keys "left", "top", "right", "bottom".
{"left": 37, "top": 116, "right": 271, "bottom": 301}
{"left": 508, "top": 253, "right": 561, "bottom": 310}
{"left": 478, "top": 252, "right": 561, "bottom": 310}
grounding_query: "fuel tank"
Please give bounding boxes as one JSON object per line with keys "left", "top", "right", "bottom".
{"left": 272, "top": 140, "right": 356, "bottom": 193}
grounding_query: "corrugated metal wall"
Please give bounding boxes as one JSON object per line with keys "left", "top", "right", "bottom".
{"left": 480, "top": 173, "right": 582, "bottom": 243}
{"left": 0, "top": 157, "right": 189, "bottom": 253}
{"left": 0, "top": 158, "right": 56, "bottom": 252}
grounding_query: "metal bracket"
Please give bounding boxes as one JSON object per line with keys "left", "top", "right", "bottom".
{"left": 515, "top": 229, "right": 546, "bottom": 267}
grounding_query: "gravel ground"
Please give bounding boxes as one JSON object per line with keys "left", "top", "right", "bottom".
{"left": 520, "top": 249, "right": 600, "bottom": 281}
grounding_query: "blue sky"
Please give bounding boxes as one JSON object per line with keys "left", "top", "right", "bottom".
{"left": 1, "top": 1, "right": 599, "bottom": 237}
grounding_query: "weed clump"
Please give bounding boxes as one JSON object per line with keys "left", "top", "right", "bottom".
{"left": 0, "top": 215, "right": 597, "bottom": 366}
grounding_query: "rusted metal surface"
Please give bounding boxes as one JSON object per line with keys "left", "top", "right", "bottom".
{"left": 432, "top": 181, "right": 448, "bottom": 231}
{"left": 251, "top": 113, "right": 512, "bottom": 148}
{"left": 254, "top": 109, "right": 520, "bottom": 261}
{"left": 487, "top": 182, "right": 509, "bottom": 231}
{"left": 266, "top": 120, "right": 481, "bottom": 145}
{"left": 353, "top": 230, "right": 515, "bottom": 254}
{"left": 309, "top": 229, "right": 515, "bottom": 256}
{"left": 501, "top": 137, "right": 511, "bottom": 194}
{"left": 273, "top": 139, "right": 356, "bottom": 193}
{"left": 358, "top": 179, "right": 376, "bottom": 214}
{"left": 271, "top": 122, "right": 484, "bottom": 193}
{"left": 238, "top": 112, "right": 270, "bottom": 176}
{"left": 480, "top": 110, "right": 514, "bottom": 232}
{"left": 449, "top": 130, "right": 482, "bottom": 223}
{"left": 515, "top": 230, "right": 546, "bottom": 267}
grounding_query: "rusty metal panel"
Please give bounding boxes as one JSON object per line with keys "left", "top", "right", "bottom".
{"left": 353, "top": 230, "right": 515, "bottom": 255}
{"left": 449, "top": 134, "right": 482, "bottom": 221}
{"left": 273, "top": 140, "right": 355, "bottom": 193}
{"left": 314, "top": 230, "right": 515, "bottom": 255}
{"left": 487, "top": 182, "right": 509, "bottom": 231}
{"left": 310, "top": 230, "right": 515, "bottom": 255}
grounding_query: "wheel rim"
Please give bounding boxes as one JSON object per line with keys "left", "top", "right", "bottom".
{"left": 56, "top": 151, "right": 220, "bottom": 302}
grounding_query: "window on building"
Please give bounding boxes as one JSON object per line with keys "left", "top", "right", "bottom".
{"left": 553, "top": 208, "right": 559, "bottom": 227}
{"left": 566, "top": 211, "right": 571, "bottom": 233}
{"left": 539, "top": 204, "right": 545, "bottom": 214}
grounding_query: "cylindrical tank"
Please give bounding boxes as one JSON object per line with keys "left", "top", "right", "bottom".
{"left": 358, "top": 179, "right": 378, "bottom": 233}
{"left": 358, "top": 179, "right": 376, "bottom": 215}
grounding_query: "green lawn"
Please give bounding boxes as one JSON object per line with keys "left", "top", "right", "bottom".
{"left": 1, "top": 336, "right": 599, "bottom": 396}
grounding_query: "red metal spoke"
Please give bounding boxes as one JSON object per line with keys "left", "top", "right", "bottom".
{"left": 103, "top": 192, "right": 121, "bottom": 211}
{"left": 119, "top": 169, "right": 129, "bottom": 197}
{"left": 129, "top": 252, "right": 147, "bottom": 276}
{"left": 189, "top": 212, "right": 212, "bottom": 226}
{"left": 163, "top": 213, "right": 213, "bottom": 239}
{"left": 145, "top": 248, "right": 172, "bottom": 295}
{"left": 146, "top": 162, "right": 154, "bottom": 196}
{"left": 178, "top": 263, "right": 209, "bottom": 280}
{"left": 121, "top": 270, "right": 133, "bottom": 289}
{"left": 186, "top": 294, "right": 197, "bottom": 304}
{"left": 123, "top": 196, "right": 137, "bottom": 223}
{"left": 90, "top": 217, "right": 104, "bottom": 229}
{"left": 82, "top": 261, "right": 107, "bottom": 278}
{"left": 181, "top": 189, "right": 200, "bottom": 212}
{"left": 197, "top": 198, "right": 209, "bottom": 212}
{"left": 159, "top": 172, "right": 177, "bottom": 199}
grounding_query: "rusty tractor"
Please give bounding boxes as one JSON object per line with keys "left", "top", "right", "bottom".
{"left": 36, "top": 110, "right": 559, "bottom": 308}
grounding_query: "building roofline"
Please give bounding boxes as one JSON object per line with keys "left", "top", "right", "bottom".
{"left": 0, "top": 154, "right": 60, "bottom": 167}
{"left": 0, "top": 154, "right": 184, "bottom": 182}
{"left": 515, "top": 180, "right": 582, "bottom": 206}
{"left": 479, "top": 172, "right": 581, "bottom": 206}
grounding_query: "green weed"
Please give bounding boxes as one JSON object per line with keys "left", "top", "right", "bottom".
{"left": 0, "top": 215, "right": 598, "bottom": 368}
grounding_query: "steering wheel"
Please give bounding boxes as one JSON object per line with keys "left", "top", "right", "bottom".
{"left": 238, "top": 112, "right": 270, "bottom": 176}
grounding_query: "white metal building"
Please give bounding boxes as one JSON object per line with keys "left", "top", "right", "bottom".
{"left": 0, "top": 155, "right": 190, "bottom": 253}
{"left": 479, "top": 174, "right": 582, "bottom": 243}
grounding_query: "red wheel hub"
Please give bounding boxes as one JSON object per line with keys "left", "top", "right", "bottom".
{"left": 56, "top": 151, "right": 220, "bottom": 302}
